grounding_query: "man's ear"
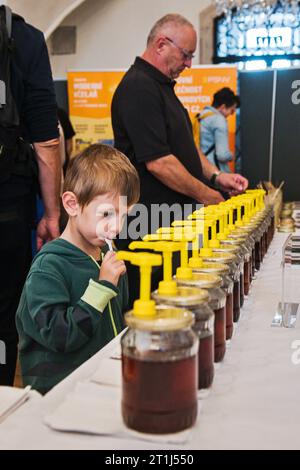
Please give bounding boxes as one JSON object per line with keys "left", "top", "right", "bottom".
{"left": 156, "top": 36, "right": 167, "bottom": 55}
{"left": 62, "top": 191, "right": 80, "bottom": 216}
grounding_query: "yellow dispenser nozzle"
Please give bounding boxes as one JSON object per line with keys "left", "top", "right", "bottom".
{"left": 129, "top": 240, "right": 182, "bottom": 295}
{"left": 246, "top": 189, "right": 265, "bottom": 212}
{"left": 143, "top": 233, "right": 172, "bottom": 241}
{"left": 218, "top": 203, "right": 230, "bottom": 237}
{"left": 171, "top": 229, "right": 195, "bottom": 280}
{"left": 188, "top": 207, "right": 205, "bottom": 220}
{"left": 116, "top": 251, "right": 162, "bottom": 318}
{"left": 157, "top": 227, "right": 174, "bottom": 234}
{"left": 230, "top": 198, "right": 243, "bottom": 227}
{"left": 215, "top": 207, "right": 228, "bottom": 240}
{"left": 201, "top": 212, "right": 221, "bottom": 249}
{"left": 172, "top": 220, "right": 196, "bottom": 228}
{"left": 222, "top": 202, "right": 236, "bottom": 232}
{"left": 238, "top": 195, "right": 253, "bottom": 223}
{"left": 199, "top": 219, "right": 213, "bottom": 256}
{"left": 171, "top": 220, "right": 204, "bottom": 261}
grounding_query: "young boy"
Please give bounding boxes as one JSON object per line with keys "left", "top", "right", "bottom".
{"left": 16, "top": 144, "right": 140, "bottom": 394}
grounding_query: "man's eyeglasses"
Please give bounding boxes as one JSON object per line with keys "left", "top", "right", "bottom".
{"left": 165, "top": 36, "right": 195, "bottom": 61}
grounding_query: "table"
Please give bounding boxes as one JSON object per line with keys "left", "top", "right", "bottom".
{"left": 1, "top": 232, "right": 300, "bottom": 450}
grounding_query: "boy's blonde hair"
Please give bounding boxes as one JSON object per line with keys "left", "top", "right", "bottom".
{"left": 63, "top": 144, "right": 140, "bottom": 207}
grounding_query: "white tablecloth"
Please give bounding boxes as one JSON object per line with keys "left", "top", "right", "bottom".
{"left": 1, "top": 232, "right": 300, "bottom": 450}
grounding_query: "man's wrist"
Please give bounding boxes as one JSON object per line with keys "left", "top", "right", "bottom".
{"left": 210, "top": 170, "right": 222, "bottom": 188}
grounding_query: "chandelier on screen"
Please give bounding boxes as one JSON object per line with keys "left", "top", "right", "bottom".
{"left": 214, "top": 0, "right": 300, "bottom": 22}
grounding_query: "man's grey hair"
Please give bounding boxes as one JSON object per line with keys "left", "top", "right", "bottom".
{"left": 147, "top": 14, "right": 194, "bottom": 46}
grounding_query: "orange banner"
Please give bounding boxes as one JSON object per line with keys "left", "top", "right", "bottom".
{"left": 67, "top": 66, "right": 238, "bottom": 164}
{"left": 67, "top": 70, "right": 125, "bottom": 152}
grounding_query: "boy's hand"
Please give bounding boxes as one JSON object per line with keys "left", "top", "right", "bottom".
{"left": 99, "top": 251, "right": 126, "bottom": 286}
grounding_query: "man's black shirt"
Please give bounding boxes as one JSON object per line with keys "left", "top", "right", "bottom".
{"left": 112, "top": 57, "right": 204, "bottom": 208}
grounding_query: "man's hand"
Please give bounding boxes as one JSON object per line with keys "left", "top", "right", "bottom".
{"left": 201, "top": 187, "right": 225, "bottom": 206}
{"left": 37, "top": 215, "right": 60, "bottom": 251}
{"left": 216, "top": 173, "right": 248, "bottom": 196}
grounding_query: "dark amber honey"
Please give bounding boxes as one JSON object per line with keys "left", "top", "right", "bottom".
{"left": 244, "top": 260, "right": 251, "bottom": 296}
{"left": 233, "top": 280, "right": 241, "bottom": 323}
{"left": 255, "top": 241, "right": 261, "bottom": 271}
{"left": 214, "top": 306, "right": 226, "bottom": 362}
{"left": 197, "top": 334, "right": 214, "bottom": 389}
{"left": 226, "top": 292, "right": 234, "bottom": 340}
{"left": 240, "top": 272, "right": 244, "bottom": 308}
{"left": 122, "top": 355, "right": 198, "bottom": 434}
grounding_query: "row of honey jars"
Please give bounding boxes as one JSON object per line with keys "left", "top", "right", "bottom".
{"left": 199, "top": 251, "right": 242, "bottom": 323}
{"left": 221, "top": 236, "right": 253, "bottom": 296}
{"left": 152, "top": 286, "right": 216, "bottom": 390}
{"left": 174, "top": 273, "right": 227, "bottom": 363}
{"left": 191, "top": 262, "right": 234, "bottom": 342}
{"left": 155, "top": 226, "right": 236, "bottom": 342}
{"left": 171, "top": 223, "right": 242, "bottom": 329}
{"left": 128, "top": 241, "right": 218, "bottom": 392}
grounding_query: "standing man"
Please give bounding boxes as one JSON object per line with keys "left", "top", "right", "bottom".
{"left": 112, "top": 14, "right": 248, "bottom": 305}
{"left": 0, "top": 6, "right": 61, "bottom": 385}
{"left": 200, "top": 87, "right": 240, "bottom": 173}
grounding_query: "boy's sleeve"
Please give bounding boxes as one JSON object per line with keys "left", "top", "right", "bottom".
{"left": 20, "top": 271, "right": 118, "bottom": 353}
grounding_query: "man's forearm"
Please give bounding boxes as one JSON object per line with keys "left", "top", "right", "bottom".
{"left": 198, "top": 149, "right": 219, "bottom": 180}
{"left": 146, "top": 154, "right": 215, "bottom": 203}
{"left": 34, "top": 139, "right": 61, "bottom": 218}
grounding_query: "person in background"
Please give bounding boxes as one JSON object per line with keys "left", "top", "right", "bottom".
{"left": 0, "top": 7, "right": 61, "bottom": 386}
{"left": 16, "top": 144, "right": 140, "bottom": 394}
{"left": 57, "top": 107, "right": 76, "bottom": 174}
{"left": 200, "top": 87, "right": 240, "bottom": 174}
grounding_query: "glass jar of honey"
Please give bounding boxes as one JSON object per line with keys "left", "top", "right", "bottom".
{"left": 228, "top": 230, "right": 256, "bottom": 280}
{"left": 200, "top": 252, "right": 241, "bottom": 323}
{"left": 220, "top": 238, "right": 252, "bottom": 296}
{"left": 121, "top": 306, "right": 198, "bottom": 434}
{"left": 190, "top": 262, "right": 234, "bottom": 341}
{"left": 152, "top": 287, "right": 215, "bottom": 391}
{"left": 176, "top": 273, "right": 227, "bottom": 363}
{"left": 211, "top": 246, "right": 245, "bottom": 308}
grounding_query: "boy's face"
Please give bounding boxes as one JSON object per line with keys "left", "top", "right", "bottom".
{"left": 75, "top": 193, "right": 129, "bottom": 247}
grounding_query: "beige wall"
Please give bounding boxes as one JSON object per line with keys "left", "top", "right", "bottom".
{"left": 48, "top": 0, "right": 212, "bottom": 79}
{"left": 6, "top": 0, "right": 85, "bottom": 37}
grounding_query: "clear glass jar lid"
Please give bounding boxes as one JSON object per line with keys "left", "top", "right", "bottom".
{"left": 201, "top": 252, "right": 237, "bottom": 264}
{"left": 177, "top": 272, "right": 222, "bottom": 289}
{"left": 214, "top": 245, "right": 240, "bottom": 254}
{"left": 228, "top": 232, "right": 249, "bottom": 240}
{"left": 221, "top": 237, "right": 247, "bottom": 245}
{"left": 152, "top": 285, "right": 209, "bottom": 307}
{"left": 125, "top": 305, "right": 194, "bottom": 331}
{"left": 193, "top": 262, "right": 230, "bottom": 275}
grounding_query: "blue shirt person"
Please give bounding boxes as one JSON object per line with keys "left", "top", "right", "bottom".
{"left": 200, "top": 87, "right": 240, "bottom": 174}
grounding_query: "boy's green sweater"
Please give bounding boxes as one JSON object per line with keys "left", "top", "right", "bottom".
{"left": 16, "top": 239, "right": 127, "bottom": 394}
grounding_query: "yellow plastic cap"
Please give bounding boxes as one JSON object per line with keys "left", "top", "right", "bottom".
{"left": 133, "top": 299, "right": 156, "bottom": 318}
{"left": 189, "top": 257, "right": 203, "bottom": 268}
{"left": 158, "top": 280, "right": 178, "bottom": 295}
{"left": 116, "top": 251, "right": 162, "bottom": 318}
{"left": 209, "top": 239, "right": 220, "bottom": 249}
{"left": 217, "top": 232, "right": 227, "bottom": 241}
{"left": 199, "top": 247, "right": 213, "bottom": 257}
{"left": 176, "top": 266, "right": 193, "bottom": 280}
